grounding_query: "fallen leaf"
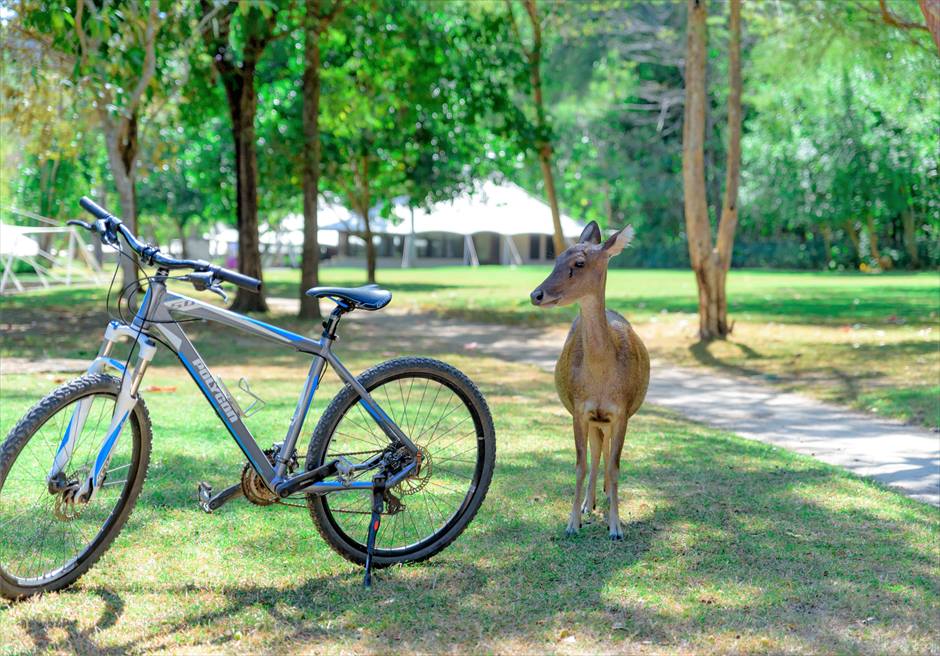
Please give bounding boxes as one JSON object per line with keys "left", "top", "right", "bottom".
{"left": 145, "top": 385, "right": 177, "bottom": 393}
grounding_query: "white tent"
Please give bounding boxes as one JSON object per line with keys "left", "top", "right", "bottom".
{"left": 390, "top": 180, "right": 584, "bottom": 238}
{"left": 232, "top": 181, "right": 585, "bottom": 268}
{"left": 386, "top": 181, "right": 584, "bottom": 266}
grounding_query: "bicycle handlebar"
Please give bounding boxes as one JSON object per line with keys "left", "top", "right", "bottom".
{"left": 74, "top": 196, "right": 262, "bottom": 294}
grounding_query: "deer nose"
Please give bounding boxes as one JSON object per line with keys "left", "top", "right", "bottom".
{"left": 530, "top": 289, "right": 544, "bottom": 305}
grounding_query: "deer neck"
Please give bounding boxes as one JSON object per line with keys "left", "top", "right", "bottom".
{"left": 577, "top": 284, "right": 612, "bottom": 361}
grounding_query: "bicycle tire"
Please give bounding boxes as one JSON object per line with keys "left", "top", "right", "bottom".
{"left": 0, "top": 374, "right": 152, "bottom": 600}
{"left": 305, "top": 357, "right": 495, "bottom": 569}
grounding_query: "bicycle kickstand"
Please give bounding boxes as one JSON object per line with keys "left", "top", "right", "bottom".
{"left": 363, "top": 474, "right": 386, "bottom": 588}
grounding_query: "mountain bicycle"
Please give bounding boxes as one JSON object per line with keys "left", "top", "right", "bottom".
{"left": 0, "top": 197, "right": 495, "bottom": 599}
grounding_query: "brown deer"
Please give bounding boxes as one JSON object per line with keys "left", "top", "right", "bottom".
{"left": 530, "top": 222, "right": 650, "bottom": 539}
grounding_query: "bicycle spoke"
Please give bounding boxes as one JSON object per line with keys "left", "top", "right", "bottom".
{"left": 320, "top": 372, "right": 485, "bottom": 555}
{"left": 0, "top": 390, "right": 139, "bottom": 586}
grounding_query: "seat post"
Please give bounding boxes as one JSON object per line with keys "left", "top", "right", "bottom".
{"left": 321, "top": 304, "right": 350, "bottom": 341}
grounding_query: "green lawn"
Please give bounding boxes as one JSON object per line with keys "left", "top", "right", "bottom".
{"left": 264, "top": 266, "right": 940, "bottom": 430}
{"left": 0, "top": 287, "right": 938, "bottom": 654}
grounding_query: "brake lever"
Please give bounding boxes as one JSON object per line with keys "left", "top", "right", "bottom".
{"left": 207, "top": 284, "right": 228, "bottom": 302}
{"left": 183, "top": 271, "right": 228, "bottom": 302}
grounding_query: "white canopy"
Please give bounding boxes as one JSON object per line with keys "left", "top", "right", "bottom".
{"left": 245, "top": 181, "right": 586, "bottom": 255}
{"left": 0, "top": 223, "right": 40, "bottom": 257}
{"left": 390, "top": 181, "right": 585, "bottom": 238}
{"left": 274, "top": 182, "right": 585, "bottom": 239}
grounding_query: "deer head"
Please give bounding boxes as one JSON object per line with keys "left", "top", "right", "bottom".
{"left": 530, "top": 221, "right": 634, "bottom": 307}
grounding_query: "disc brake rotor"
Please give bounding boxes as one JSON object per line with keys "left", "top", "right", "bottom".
{"left": 394, "top": 446, "right": 431, "bottom": 496}
{"left": 53, "top": 466, "right": 90, "bottom": 521}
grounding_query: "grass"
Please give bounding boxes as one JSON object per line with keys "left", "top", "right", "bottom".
{"left": 0, "top": 287, "right": 939, "bottom": 654}
{"left": 266, "top": 266, "right": 940, "bottom": 429}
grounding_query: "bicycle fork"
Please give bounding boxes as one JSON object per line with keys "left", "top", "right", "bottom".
{"left": 47, "top": 322, "right": 157, "bottom": 503}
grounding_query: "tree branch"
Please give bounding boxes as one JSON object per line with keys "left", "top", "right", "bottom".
{"left": 124, "top": 0, "right": 161, "bottom": 119}
{"left": 878, "top": 0, "right": 929, "bottom": 31}
{"left": 320, "top": 0, "right": 344, "bottom": 29}
{"left": 504, "top": 0, "right": 533, "bottom": 61}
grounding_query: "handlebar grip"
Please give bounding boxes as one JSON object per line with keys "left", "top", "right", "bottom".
{"left": 214, "top": 267, "right": 262, "bottom": 293}
{"left": 79, "top": 196, "right": 115, "bottom": 222}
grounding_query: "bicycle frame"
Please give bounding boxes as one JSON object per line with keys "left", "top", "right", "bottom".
{"left": 47, "top": 274, "right": 419, "bottom": 502}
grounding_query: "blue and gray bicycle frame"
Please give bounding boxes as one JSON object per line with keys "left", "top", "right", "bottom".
{"left": 47, "top": 276, "right": 419, "bottom": 507}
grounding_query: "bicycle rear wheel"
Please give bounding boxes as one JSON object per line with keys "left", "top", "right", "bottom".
{"left": 306, "top": 357, "right": 495, "bottom": 568}
{"left": 0, "top": 374, "right": 151, "bottom": 600}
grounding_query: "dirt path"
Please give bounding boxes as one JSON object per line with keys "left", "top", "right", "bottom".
{"left": 316, "top": 303, "right": 938, "bottom": 507}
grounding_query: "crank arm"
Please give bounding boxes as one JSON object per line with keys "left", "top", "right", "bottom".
{"left": 198, "top": 481, "right": 244, "bottom": 513}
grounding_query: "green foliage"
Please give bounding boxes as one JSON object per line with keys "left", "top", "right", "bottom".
{"left": 1, "top": 0, "right": 937, "bottom": 270}
{"left": 743, "top": 0, "right": 940, "bottom": 270}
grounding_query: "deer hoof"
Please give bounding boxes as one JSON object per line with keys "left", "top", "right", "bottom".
{"left": 565, "top": 519, "right": 581, "bottom": 537}
{"left": 609, "top": 523, "right": 624, "bottom": 541}
{"left": 580, "top": 501, "right": 595, "bottom": 520}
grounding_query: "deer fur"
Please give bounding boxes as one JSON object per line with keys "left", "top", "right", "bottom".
{"left": 530, "top": 221, "right": 650, "bottom": 539}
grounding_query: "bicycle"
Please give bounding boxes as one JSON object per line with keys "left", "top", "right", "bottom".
{"left": 0, "top": 197, "right": 496, "bottom": 599}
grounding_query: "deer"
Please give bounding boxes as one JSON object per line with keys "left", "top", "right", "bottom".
{"left": 530, "top": 221, "right": 650, "bottom": 540}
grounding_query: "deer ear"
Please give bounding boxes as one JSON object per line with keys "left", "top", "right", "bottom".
{"left": 578, "top": 221, "right": 601, "bottom": 245}
{"left": 601, "top": 225, "right": 635, "bottom": 257}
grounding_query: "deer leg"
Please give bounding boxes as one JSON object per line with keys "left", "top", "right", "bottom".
{"left": 606, "top": 417, "right": 628, "bottom": 541}
{"left": 567, "top": 414, "right": 588, "bottom": 536}
{"left": 582, "top": 423, "right": 604, "bottom": 518}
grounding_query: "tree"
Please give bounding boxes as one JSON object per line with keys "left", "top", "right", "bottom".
{"left": 320, "top": 1, "right": 512, "bottom": 283}
{"left": 682, "top": 0, "right": 742, "bottom": 340}
{"left": 299, "top": 0, "right": 343, "bottom": 320}
{"left": 15, "top": 0, "right": 166, "bottom": 288}
{"left": 505, "top": 0, "right": 565, "bottom": 254}
{"left": 199, "top": 0, "right": 285, "bottom": 312}
{"left": 0, "top": 37, "right": 97, "bottom": 224}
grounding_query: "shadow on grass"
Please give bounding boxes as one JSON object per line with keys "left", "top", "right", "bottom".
{"left": 688, "top": 337, "right": 938, "bottom": 422}
{"left": 22, "top": 588, "right": 125, "bottom": 656}
{"left": 19, "top": 435, "right": 939, "bottom": 653}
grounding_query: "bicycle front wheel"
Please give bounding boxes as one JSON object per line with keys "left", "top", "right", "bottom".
{"left": 306, "top": 357, "right": 495, "bottom": 569}
{"left": 0, "top": 374, "right": 151, "bottom": 600}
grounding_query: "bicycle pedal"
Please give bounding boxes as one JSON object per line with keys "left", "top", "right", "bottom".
{"left": 197, "top": 481, "right": 243, "bottom": 513}
{"left": 198, "top": 482, "right": 213, "bottom": 512}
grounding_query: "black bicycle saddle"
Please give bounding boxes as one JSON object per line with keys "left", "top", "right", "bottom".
{"left": 304, "top": 284, "right": 392, "bottom": 311}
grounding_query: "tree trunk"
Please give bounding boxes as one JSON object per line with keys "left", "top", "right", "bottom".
{"left": 682, "top": 0, "right": 716, "bottom": 339}
{"left": 902, "top": 204, "right": 920, "bottom": 268}
{"left": 177, "top": 220, "right": 189, "bottom": 259}
{"left": 223, "top": 70, "right": 268, "bottom": 313}
{"left": 103, "top": 112, "right": 140, "bottom": 291}
{"left": 682, "top": 0, "right": 740, "bottom": 341}
{"left": 917, "top": 0, "right": 940, "bottom": 53}
{"left": 844, "top": 219, "right": 862, "bottom": 265}
{"left": 352, "top": 155, "right": 376, "bottom": 283}
{"left": 364, "top": 220, "right": 376, "bottom": 284}
{"left": 521, "top": 0, "right": 565, "bottom": 255}
{"left": 299, "top": 0, "right": 324, "bottom": 320}
{"left": 866, "top": 215, "right": 892, "bottom": 269}
{"left": 821, "top": 224, "right": 833, "bottom": 269}
{"left": 537, "top": 142, "right": 565, "bottom": 254}
{"left": 715, "top": 0, "right": 742, "bottom": 334}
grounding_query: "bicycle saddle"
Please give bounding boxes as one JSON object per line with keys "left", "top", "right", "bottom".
{"left": 305, "top": 284, "right": 392, "bottom": 311}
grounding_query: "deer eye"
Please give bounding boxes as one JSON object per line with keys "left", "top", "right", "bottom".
{"left": 574, "top": 260, "right": 585, "bottom": 268}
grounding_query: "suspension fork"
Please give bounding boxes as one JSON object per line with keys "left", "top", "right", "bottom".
{"left": 47, "top": 321, "right": 157, "bottom": 501}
